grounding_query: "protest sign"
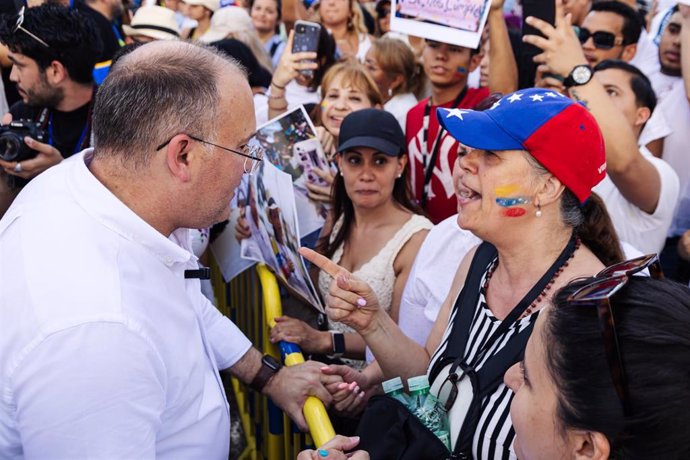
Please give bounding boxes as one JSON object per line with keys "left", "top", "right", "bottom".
{"left": 391, "top": 0, "right": 491, "bottom": 48}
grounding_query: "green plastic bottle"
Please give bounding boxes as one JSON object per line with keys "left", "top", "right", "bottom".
{"left": 382, "top": 377, "right": 410, "bottom": 406}
{"left": 408, "top": 375, "right": 451, "bottom": 450}
{"left": 407, "top": 375, "right": 431, "bottom": 413}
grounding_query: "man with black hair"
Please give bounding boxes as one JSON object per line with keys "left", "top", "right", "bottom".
{"left": 405, "top": 0, "right": 516, "bottom": 223}
{"left": 524, "top": 5, "right": 681, "bottom": 255}
{"left": 580, "top": 1, "right": 642, "bottom": 67}
{"left": 0, "top": 4, "right": 102, "bottom": 217}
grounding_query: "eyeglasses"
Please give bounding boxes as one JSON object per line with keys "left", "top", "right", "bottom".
{"left": 578, "top": 27, "right": 625, "bottom": 50}
{"left": 567, "top": 254, "right": 664, "bottom": 415}
{"left": 13, "top": 7, "right": 50, "bottom": 48}
{"left": 156, "top": 134, "right": 264, "bottom": 174}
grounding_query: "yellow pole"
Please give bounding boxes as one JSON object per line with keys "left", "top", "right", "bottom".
{"left": 256, "top": 264, "right": 336, "bottom": 447}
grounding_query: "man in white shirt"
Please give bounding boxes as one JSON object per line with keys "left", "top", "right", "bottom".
{"left": 590, "top": 60, "right": 679, "bottom": 254}
{"left": 635, "top": 4, "right": 690, "bottom": 281}
{"left": 0, "top": 41, "right": 335, "bottom": 459}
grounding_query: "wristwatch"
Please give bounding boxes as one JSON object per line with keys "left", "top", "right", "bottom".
{"left": 249, "top": 354, "right": 283, "bottom": 392}
{"left": 329, "top": 331, "right": 346, "bottom": 358}
{"left": 564, "top": 64, "right": 593, "bottom": 89}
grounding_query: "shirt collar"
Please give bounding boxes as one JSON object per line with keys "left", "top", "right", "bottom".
{"left": 67, "top": 149, "right": 194, "bottom": 267}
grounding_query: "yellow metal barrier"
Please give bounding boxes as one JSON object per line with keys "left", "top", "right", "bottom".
{"left": 211, "top": 258, "right": 335, "bottom": 459}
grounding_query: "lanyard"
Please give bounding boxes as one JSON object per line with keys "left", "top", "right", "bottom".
{"left": 38, "top": 94, "right": 94, "bottom": 156}
{"left": 421, "top": 86, "right": 468, "bottom": 207}
{"left": 112, "top": 24, "right": 125, "bottom": 47}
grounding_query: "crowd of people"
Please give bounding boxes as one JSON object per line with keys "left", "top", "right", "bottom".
{"left": 0, "top": 0, "right": 689, "bottom": 459}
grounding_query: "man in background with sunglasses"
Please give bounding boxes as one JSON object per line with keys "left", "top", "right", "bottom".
{"left": 524, "top": 0, "right": 681, "bottom": 257}
{"left": 0, "top": 4, "right": 101, "bottom": 218}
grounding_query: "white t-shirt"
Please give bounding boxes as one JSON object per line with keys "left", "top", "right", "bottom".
{"left": 0, "top": 150, "right": 252, "bottom": 459}
{"left": 636, "top": 41, "right": 690, "bottom": 237}
{"left": 383, "top": 92, "right": 417, "bottom": 131}
{"left": 398, "top": 215, "right": 480, "bottom": 346}
{"left": 594, "top": 146, "right": 679, "bottom": 254}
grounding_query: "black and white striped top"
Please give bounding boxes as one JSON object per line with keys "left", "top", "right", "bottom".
{"left": 428, "top": 266, "right": 540, "bottom": 460}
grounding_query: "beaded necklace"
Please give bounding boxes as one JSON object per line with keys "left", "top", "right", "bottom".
{"left": 482, "top": 237, "right": 581, "bottom": 320}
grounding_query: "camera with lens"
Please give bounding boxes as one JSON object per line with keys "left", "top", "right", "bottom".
{"left": 0, "top": 120, "right": 46, "bottom": 163}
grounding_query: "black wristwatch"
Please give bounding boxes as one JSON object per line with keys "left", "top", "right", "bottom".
{"left": 249, "top": 354, "right": 283, "bottom": 392}
{"left": 329, "top": 331, "right": 346, "bottom": 359}
{"left": 564, "top": 64, "right": 593, "bottom": 89}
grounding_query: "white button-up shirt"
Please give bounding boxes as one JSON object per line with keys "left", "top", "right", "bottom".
{"left": 0, "top": 150, "right": 252, "bottom": 459}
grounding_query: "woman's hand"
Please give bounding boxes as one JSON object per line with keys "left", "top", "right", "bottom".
{"left": 315, "top": 126, "right": 336, "bottom": 158}
{"left": 305, "top": 164, "right": 335, "bottom": 203}
{"left": 522, "top": 0, "right": 588, "bottom": 79}
{"left": 234, "top": 208, "right": 251, "bottom": 241}
{"left": 272, "top": 30, "right": 319, "bottom": 89}
{"left": 323, "top": 364, "right": 371, "bottom": 416}
{"left": 299, "top": 248, "right": 382, "bottom": 334}
{"left": 296, "top": 435, "right": 369, "bottom": 460}
{"left": 270, "top": 316, "right": 329, "bottom": 354}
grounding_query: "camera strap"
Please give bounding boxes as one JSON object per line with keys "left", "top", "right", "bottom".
{"left": 38, "top": 89, "right": 94, "bottom": 156}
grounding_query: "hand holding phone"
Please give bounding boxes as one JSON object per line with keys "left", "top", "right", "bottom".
{"left": 292, "top": 20, "right": 321, "bottom": 78}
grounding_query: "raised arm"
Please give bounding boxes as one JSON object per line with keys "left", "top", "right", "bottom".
{"left": 487, "top": 0, "right": 519, "bottom": 94}
{"left": 523, "top": 0, "right": 662, "bottom": 214}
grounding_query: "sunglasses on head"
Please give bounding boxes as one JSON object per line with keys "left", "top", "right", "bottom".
{"left": 578, "top": 27, "right": 625, "bottom": 50}
{"left": 13, "top": 6, "right": 50, "bottom": 48}
{"left": 567, "top": 253, "right": 664, "bottom": 415}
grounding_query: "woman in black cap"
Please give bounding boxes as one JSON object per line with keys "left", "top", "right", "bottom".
{"left": 270, "top": 108, "right": 432, "bottom": 371}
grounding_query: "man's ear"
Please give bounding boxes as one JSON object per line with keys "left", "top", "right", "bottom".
{"left": 468, "top": 51, "right": 483, "bottom": 73}
{"left": 163, "top": 134, "right": 194, "bottom": 183}
{"left": 45, "top": 60, "right": 68, "bottom": 86}
{"left": 621, "top": 43, "right": 638, "bottom": 62}
{"left": 633, "top": 105, "right": 651, "bottom": 128}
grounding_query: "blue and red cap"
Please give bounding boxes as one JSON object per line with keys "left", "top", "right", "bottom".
{"left": 437, "top": 88, "right": 606, "bottom": 203}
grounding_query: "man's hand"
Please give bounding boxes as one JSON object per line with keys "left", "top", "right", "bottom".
{"left": 0, "top": 114, "right": 64, "bottom": 179}
{"left": 297, "top": 435, "right": 369, "bottom": 460}
{"left": 263, "top": 360, "right": 341, "bottom": 431}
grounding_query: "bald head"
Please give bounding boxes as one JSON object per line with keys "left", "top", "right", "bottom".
{"left": 93, "top": 40, "right": 250, "bottom": 169}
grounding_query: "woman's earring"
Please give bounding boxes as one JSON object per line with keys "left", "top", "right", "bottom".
{"left": 388, "top": 88, "right": 393, "bottom": 97}
{"left": 535, "top": 204, "right": 542, "bottom": 218}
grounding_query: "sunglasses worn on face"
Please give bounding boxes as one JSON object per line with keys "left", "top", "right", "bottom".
{"left": 567, "top": 254, "right": 664, "bottom": 415}
{"left": 14, "top": 7, "right": 50, "bottom": 48}
{"left": 578, "top": 27, "right": 625, "bottom": 50}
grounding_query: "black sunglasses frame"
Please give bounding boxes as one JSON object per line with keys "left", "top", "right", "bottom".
{"left": 567, "top": 254, "right": 664, "bottom": 415}
{"left": 578, "top": 27, "right": 625, "bottom": 50}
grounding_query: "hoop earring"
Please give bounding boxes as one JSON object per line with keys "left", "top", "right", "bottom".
{"left": 535, "top": 204, "right": 542, "bottom": 218}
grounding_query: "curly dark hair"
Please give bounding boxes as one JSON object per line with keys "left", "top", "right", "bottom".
{"left": 0, "top": 4, "right": 103, "bottom": 84}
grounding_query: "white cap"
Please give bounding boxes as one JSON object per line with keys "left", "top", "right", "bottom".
{"left": 182, "top": 0, "right": 221, "bottom": 12}
{"left": 122, "top": 6, "right": 180, "bottom": 41}
{"left": 199, "top": 6, "right": 254, "bottom": 43}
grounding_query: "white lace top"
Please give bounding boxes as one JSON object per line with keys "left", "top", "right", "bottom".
{"left": 318, "top": 214, "right": 433, "bottom": 365}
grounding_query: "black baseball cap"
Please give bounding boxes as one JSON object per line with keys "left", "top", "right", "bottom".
{"left": 337, "top": 108, "right": 406, "bottom": 157}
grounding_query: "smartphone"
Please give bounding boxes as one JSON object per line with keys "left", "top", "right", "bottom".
{"left": 292, "top": 20, "right": 321, "bottom": 78}
{"left": 292, "top": 138, "right": 329, "bottom": 187}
